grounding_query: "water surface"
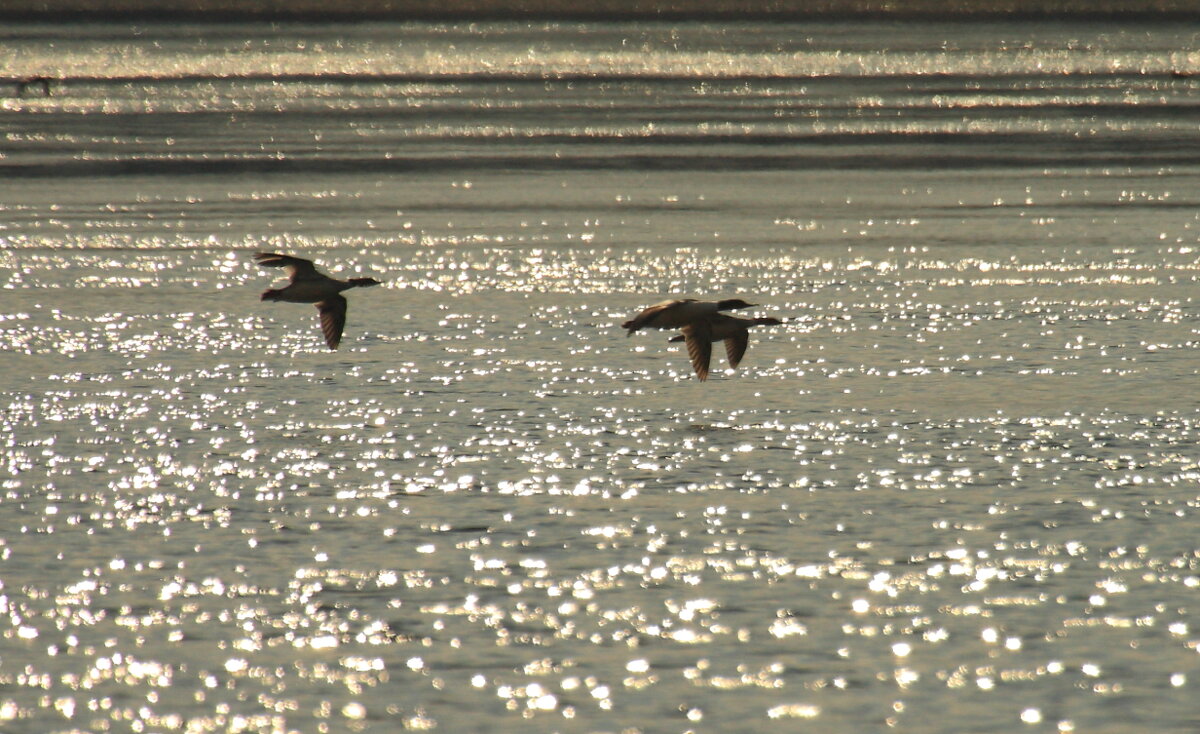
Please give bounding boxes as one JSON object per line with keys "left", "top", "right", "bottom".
{"left": 1, "top": 19, "right": 1199, "bottom": 734}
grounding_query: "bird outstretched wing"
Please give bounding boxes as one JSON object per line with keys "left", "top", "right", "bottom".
{"left": 724, "top": 330, "right": 749, "bottom": 368}
{"left": 255, "top": 252, "right": 320, "bottom": 280}
{"left": 316, "top": 295, "right": 348, "bottom": 350}
{"left": 680, "top": 322, "right": 713, "bottom": 381}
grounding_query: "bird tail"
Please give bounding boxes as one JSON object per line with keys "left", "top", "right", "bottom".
{"left": 261, "top": 289, "right": 281, "bottom": 301}
{"left": 348, "top": 278, "right": 381, "bottom": 288}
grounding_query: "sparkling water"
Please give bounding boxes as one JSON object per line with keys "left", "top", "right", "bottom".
{"left": 1, "top": 19, "right": 1199, "bottom": 733}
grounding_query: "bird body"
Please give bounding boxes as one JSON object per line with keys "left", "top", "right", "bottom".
{"left": 255, "top": 252, "right": 380, "bottom": 349}
{"left": 621, "top": 298, "right": 755, "bottom": 336}
{"left": 670, "top": 314, "right": 784, "bottom": 381}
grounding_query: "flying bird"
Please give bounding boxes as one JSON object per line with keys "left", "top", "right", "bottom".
{"left": 255, "top": 252, "right": 381, "bottom": 349}
{"left": 15, "top": 76, "right": 51, "bottom": 97}
{"left": 621, "top": 298, "right": 756, "bottom": 336}
{"left": 668, "top": 313, "right": 784, "bottom": 381}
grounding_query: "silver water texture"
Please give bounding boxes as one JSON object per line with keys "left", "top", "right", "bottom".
{"left": 1, "top": 20, "right": 1199, "bottom": 733}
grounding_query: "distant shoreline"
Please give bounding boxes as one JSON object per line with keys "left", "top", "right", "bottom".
{"left": 3, "top": 0, "right": 1199, "bottom": 21}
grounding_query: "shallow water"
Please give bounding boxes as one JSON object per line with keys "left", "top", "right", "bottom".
{"left": 1, "top": 19, "right": 1200, "bottom": 734}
